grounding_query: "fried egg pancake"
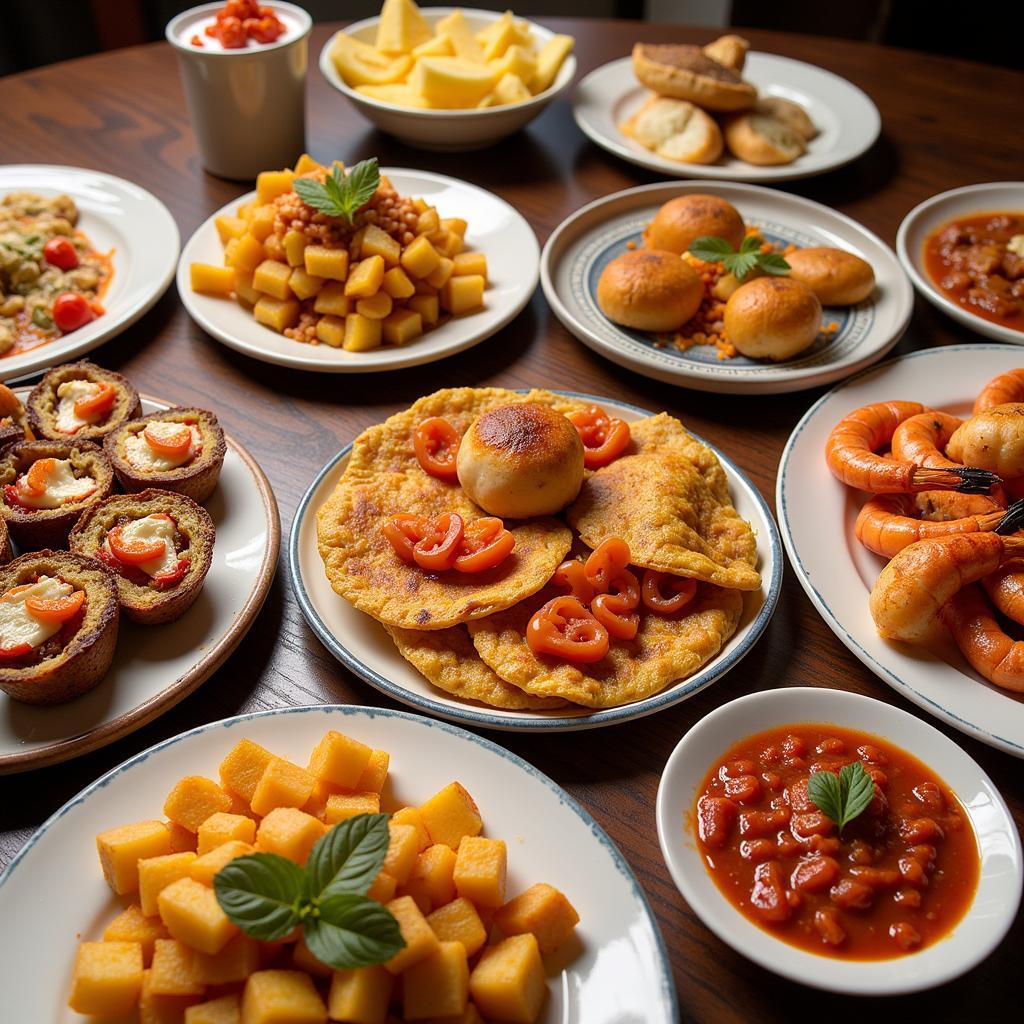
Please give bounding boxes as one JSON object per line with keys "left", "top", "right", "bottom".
{"left": 628, "top": 412, "right": 730, "bottom": 504}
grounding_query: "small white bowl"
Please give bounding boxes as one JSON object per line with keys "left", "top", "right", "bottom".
{"left": 896, "top": 182, "right": 1024, "bottom": 345}
{"left": 655, "top": 686, "right": 1022, "bottom": 995}
{"left": 318, "top": 7, "right": 576, "bottom": 151}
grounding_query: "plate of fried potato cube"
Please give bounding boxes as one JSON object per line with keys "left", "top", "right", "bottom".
{"left": 178, "top": 157, "right": 539, "bottom": 372}
{"left": 0, "top": 704, "right": 677, "bottom": 1022}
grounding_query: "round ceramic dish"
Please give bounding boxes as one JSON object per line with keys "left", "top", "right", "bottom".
{"left": 897, "top": 182, "right": 1024, "bottom": 345}
{"left": 0, "top": 704, "right": 678, "bottom": 1022}
{"left": 290, "top": 392, "right": 782, "bottom": 731}
{"left": 319, "top": 8, "right": 576, "bottom": 151}
{"left": 0, "top": 165, "right": 179, "bottom": 379}
{"left": 573, "top": 53, "right": 880, "bottom": 183}
{"left": 178, "top": 168, "right": 539, "bottom": 372}
{"left": 778, "top": 344, "right": 1024, "bottom": 758}
{"left": 656, "top": 687, "right": 1022, "bottom": 994}
{"left": 0, "top": 393, "right": 279, "bottom": 773}
{"left": 541, "top": 181, "right": 912, "bottom": 394}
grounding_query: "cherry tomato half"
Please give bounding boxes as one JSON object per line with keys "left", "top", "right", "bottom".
{"left": 413, "top": 417, "right": 461, "bottom": 481}
{"left": 454, "top": 517, "right": 515, "bottom": 574}
{"left": 413, "top": 513, "right": 464, "bottom": 572}
{"left": 51, "top": 292, "right": 95, "bottom": 333}
{"left": 25, "top": 589, "right": 85, "bottom": 624}
{"left": 107, "top": 525, "right": 167, "bottom": 565}
{"left": 567, "top": 405, "right": 631, "bottom": 469}
{"left": 381, "top": 513, "right": 429, "bottom": 563}
{"left": 552, "top": 558, "right": 595, "bottom": 604}
{"left": 526, "top": 596, "right": 609, "bottom": 664}
{"left": 43, "top": 237, "right": 79, "bottom": 271}
{"left": 642, "top": 570, "right": 698, "bottom": 615}
{"left": 74, "top": 382, "right": 117, "bottom": 421}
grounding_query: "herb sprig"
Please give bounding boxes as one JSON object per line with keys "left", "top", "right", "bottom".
{"left": 213, "top": 812, "right": 404, "bottom": 969}
{"left": 292, "top": 158, "right": 381, "bottom": 225}
{"left": 688, "top": 234, "right": 791, "bottom": 281}
{"left": 806, "top": 760, "right": 875, "bottom": 834}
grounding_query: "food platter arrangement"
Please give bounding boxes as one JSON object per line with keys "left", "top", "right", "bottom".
{"left": 1, "top": 0, "right": 1023, "bottom": 1020}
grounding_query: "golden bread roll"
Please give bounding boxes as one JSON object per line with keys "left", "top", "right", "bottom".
{"left": 724, "top": 277, "right": 822, "bottom": 360}
{"left": 597, "top": 249, "right": 704, "bottom": 333}
{"left": 457, "top": 403, "right": 584, "bottom": 519}
{"left": 784, "top": 247, "right": 875, "bottom": 306}
{"left": 646, "top": 194, "right": 745, "bottom": 254}
{"left": 632, "top": 43, "right": 757, "bottom": 111}
{"left": 723, "top": 111, "right": 806, "bottom": 165}
{"left": 757, "top": 96, "right": 817, "bottom": 140}
{"left": 702, "top": 34, "right": 750, "bottom": 73}
{"left": 620, "top": 95, "right": 723, "bottom": 165}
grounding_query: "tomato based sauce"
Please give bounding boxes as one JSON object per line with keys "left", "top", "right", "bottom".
{"left": 693, "top": 724, "right": 979, "bottom": 960}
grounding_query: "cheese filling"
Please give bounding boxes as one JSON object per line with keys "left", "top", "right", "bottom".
{"left": 55, "top": 380, "right": 103, "bottom": 434}
{"left": 15, "top": 459, "right": 97, "bottom": 509}
{"left": 124, "top": 422, "right": 202, "bottom": 473}
{"left": 0, "top": 576, "right": 74, "bottom": 653}
{"left": 104, "top": 515, "right": 181, "bottom": 578}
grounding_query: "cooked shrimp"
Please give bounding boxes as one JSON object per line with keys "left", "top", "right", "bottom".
{"left": 983, "top": 558, "right": 1024, "bottom": 626}
{"left": 889, "top": 411, "right": 964, "bottom": 470}
{"left": 826, "top": 401, "right": 999, "bottom": 494}
{"left": 915, "top": 490, "right": 1005, "bottom": 520}
{"left": 869, "top": 530, "right": 1024, "bottom": 643}
{"left": 947, "top": 403, "right": 1024, "bottom": 478}
{"left": 940, "top": 585, "right": 1024, "bottom": 692}
{"left": 974, "top": 368, "right": 1024, "bottom": 413}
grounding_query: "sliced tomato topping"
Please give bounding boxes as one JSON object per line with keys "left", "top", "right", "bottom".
{"left": 382, "top": 514, "right": 430, "bottom": 563}
{"left": 25, "top": 589, "right": 85, "bottom": 623}
{"left": 454, "top": 517, "right": 515, "bottom": 573}
{"left": 152, "top": 557, "right": 190, "bottom": 589}
{"left": 107, "top": 525, "right": 167, "bottom": 565}
{"left": 567, "top": 405, "right": 631, "bottom": 469}
{"left": 642, "top": 570, "right": 698, "bottom": 615}
{"left": 74, "top": 382, "right": 117, "bottom": 421}
{"left": 0, "top": 642, "right": 32, "bottom": 659}
{"left": 591, "top": 592, "right": 639, "bottom": 640}
{"left": 2, "top": 484, "right": 33, "bottom": 511}
{"left": 144, "top": 423, "right": 193, "bottom": 458}
{"left": 0, "top": 584, "right": 34, "bottom": 602}
{"left": 527, "top": 595, "right": 609, "bottom": 664}
{"left": 26, "top": 457, "right": 57, "bottom": 494}
{"left": 413, "top": 418, "right": 461, "bottom": 481}
{"left": 553, "top": 558, "right": 595, "bottom": 604}
{"left": 413, "top": 513, "right": 464, "bottom": 572}
{"left": 584, "top": 538, "right": 640, "bottom": 607}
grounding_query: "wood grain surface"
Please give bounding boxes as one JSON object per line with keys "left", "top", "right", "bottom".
{"left": 1, "top": 19, "right": 1023, "bottom": 1021}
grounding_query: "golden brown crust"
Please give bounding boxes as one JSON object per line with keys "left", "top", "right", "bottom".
{"left": 784, "top": 248, "right": 875, "bottom": 306}
{"left": 620, "top": 95, "right": 723, "bottom": 165}
{"left": 68, "top": 488, "right": 215, "bottom": 625}
{"left": 723, "top": 111, "right": 806, "bottom": 165}
{"left": 0, "top": 518, "right": 10, "bottom": 566}
{"left": 724, "top": 277, "right": 822, "bottom": 360}
{"left": 0, "top": 439, "right": 115, "bottom": 549}
{"left": 0, "top": 549, "right": 119, "bottom": 704}
{"left": 26, "top": 361, "right": 142, "bottom": 442}
{"left": 645, "top": 194, "right": 745, "bottom": 255}
{"left": 597, "top": 250, "right": 703, "bottom": 332}
{"left": 632, "top": 42, "right": 756, "bottom": 111}
{"left": 756, "top": 96, "right": 817, "bottom": 141}
{"left": 0, "top": 383, "right": 33, "bottom": 450}
{"left": 702, "top": 35, "right": 749, "bottom": 73}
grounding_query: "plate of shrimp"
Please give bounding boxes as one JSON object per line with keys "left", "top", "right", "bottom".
{"left": 778, "top": 344, "right": 1024, "bottom": 758}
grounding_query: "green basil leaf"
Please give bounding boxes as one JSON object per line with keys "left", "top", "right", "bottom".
{"left": 739, "top": 233, "right": 762, "bottom": 255}
{"left": 213, "top": 853, "right": 307, "bottom": 941}
{"left": 341, "top": 157, "right": 381, "bottom": 223}
{"left": 756, "top": 252, "right": 791, "bottom": 275}
{"left": 723, "top": 251, "right": 759, "bottom": 280}
{"left": 305, "top": 892, "right": 405, "bottom": 970}
{"left": 806, "top": 768, "right": 842, "bottom": 826}
{"left": 307, "top": 813, "right": 390, "bottom": 899}
{"left": 687, "top": 235, "right": 735, "bottom": 263}
{"left": 31, "top": 307, "right": 54, "bottom": 330}
{"left": 293, "top": 176, "right": 345, "bottom": 218}
{"left": 838, "top": 761, "right": 875, "bottom": 829}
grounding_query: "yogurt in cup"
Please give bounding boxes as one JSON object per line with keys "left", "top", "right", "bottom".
{"left": 166, "top": 2, "right": 312, "bottom": 181}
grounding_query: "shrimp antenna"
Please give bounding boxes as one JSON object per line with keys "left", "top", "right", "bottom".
{"left": 995, "top": 498, "right": 1024, "bottom": 535}
{"left": 949, "top": 467, "right": 1002, "bottom": 494}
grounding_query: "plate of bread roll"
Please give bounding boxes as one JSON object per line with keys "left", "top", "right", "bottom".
{"left": 573, "top": 35, "right": 880, "bottom": 182}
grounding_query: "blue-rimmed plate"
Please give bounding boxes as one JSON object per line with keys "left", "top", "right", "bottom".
{"left": 541, "top": 181, "right": 912, "bottom": 394}
{"left": 290, "top": 392, "right": 782, "bottom": 732}
{"left": 0, "top": 704, "right": 678, "bottom": 1022}
{"left": 778, "top": 344, "right": 1024, "bottom": 758}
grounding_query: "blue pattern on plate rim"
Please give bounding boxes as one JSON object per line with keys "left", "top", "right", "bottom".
{"left": 0, "top": 703, "right": 679, "bottom": 1020}
{"left": 288, "top": 390, "right": 784, "bottom": 733}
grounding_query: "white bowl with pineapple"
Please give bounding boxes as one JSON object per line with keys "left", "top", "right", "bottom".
{"left": 180, "top": 153, "right": 540, "bottom": 372}
{"left": 321, "top": 3, "right": 576, "bottom": 150}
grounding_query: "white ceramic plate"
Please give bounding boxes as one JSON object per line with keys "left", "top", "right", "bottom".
{"left": 897, "top": 182, "right": 1024, "bottom": 345}
{"left": 573, "top": 53, "right": 880, "bottom": 183}
{"left": 290, "top": 392, "right": 782, "bottom": 731}
{"left": 0, "top": 165, "right": 179, "bottom": 379}
{"left": 656, "top": 687, "right": 1022, "bottom": 994}
{"left": 177, "top": 169, "right": 539, "bottom": 372}
{"left": 0, "top": 394, "right": 280, "bottom": 773}
{"left": 0, "top": 704, "right": 678, "bottom": 1022}
{"left": 542, "top": 181, "right": 912, "bottom": 394}
{"left": 778, "top": 344, "right": 1024, "bottom": 758}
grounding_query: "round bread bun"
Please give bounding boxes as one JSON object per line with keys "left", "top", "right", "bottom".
{"left": 702, "top": 35, "right": 750, "bottom": 73}
{"left": 597, "top": 250, "right": 704, "bottom": 333}
{"left": 757, "top": 96, "right": 817, "bottom": 141}
{"left": 620, "top": 95, "right": 723, "bottom": 165}
{"left": 784, "top": 247, "right": 875, "bottom": 306}
{"left": 457, "top": 403, "right": 585, "bottom": 519}
{"left": 632, "top": 43, "right": 757, "bottom": 111}
{"left": 724, "top": 277, "right": 822, "bottom": 361}
{"left": 723, "top": 111, "right": 806, "bottom": 165}
{"left": 646, "top": 194, "right": 745, "bottom": 255}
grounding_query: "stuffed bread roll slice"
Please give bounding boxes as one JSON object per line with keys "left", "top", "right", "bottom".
{"left": 0, "top": 383, "right": 33, "bottom": 450}
{"left": 26, "top": 361, "right": 142, "bottom": 442}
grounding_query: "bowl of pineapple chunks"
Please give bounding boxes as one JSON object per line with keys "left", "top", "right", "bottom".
{"left": 321, "top": 2, "right": 576, "bottom": 150}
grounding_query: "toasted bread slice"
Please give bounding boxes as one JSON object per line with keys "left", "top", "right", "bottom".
{"left": 632, "top": 42, "right": 756, "bottom": 111}
{"left": 27, "top": 361, "right": 142, "bottom": 442}
{"left": 724, "top": 111, "right": 806, "bottom": 165}
{"left": 621, "top": 95, "right": 723, "bottom": 164}
{"left": 702, "top": 34, "right": 750, "bottom": 73}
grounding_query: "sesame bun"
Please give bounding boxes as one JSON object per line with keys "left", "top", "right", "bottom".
{"left": 724, "top": 277, "right": 822, "bottom": 361}
{"left": 597, "top": 250, "right": 704, "bottom": 333}
{"left": 457, "top": 404, "right": 585, "bottom": 519}
{"left": 646, "top": 194, "right": 745, "bottom": 255}
{"left": 784, "top": 247, "right": 875, "bottom": 306}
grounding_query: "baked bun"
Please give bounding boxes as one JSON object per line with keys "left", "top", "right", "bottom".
{"left": 457, "top": 404, "right": 584, "bottom": 519}
{"left": 26, "top": 361, "right": 142, "bottom": 442}
{"left": 0, "top": 383, "right": 32, "bottom": 450}
{"left": 702, "top": 34, "right": 749, "bottom": 73}
{"left": 597, "top": 250, "right": 703, "bottom": 332}
{"left": 724, "top": 277, "right": 822, "bottom": 361}
{"left": 621, "top": 95, "right": 723, "bottom": 165}
{"left": 646, "top": 194, "right": 745, "bottom": 254}
{"left": 632, "top": 43, "right": 756, "bottom": 112}
{"left": 757, "top": 96, "right": 816, "bottom": 140}
{"left": 784, "top": 247, "right": 875, "bottom": 306}
{"left": 724, "top": 111, "right": 806, "bottom": 165}
{"left": 0, "top": 518, "right": 11, "bottom": 567}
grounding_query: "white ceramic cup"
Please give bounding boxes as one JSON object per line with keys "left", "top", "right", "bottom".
{"left": 166, "top": 2, "right": 312, "bottom": 180}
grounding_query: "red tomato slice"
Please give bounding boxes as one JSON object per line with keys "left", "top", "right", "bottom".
{"left": 74, "top": 382, "right": 117, "bottom": 421}
{"left": 107, "top": 525, "right": 167, "bottom": 565}
{"left": 526, "top": 596, "right": 609, "bottom": 664}
{"left": 43, "top": 237, "right": 79, "bottom": 271}
{"left": 413, "top": 513, "right": 464, "bottom": 572}
{"left": 413, "top": 417, "right": 461, "bottom": 481}
{"left": 25, "top": 589, "right": 85, "bottom": 623}
{"left": 144, "top": 423, "right": 193, "bottom": 458}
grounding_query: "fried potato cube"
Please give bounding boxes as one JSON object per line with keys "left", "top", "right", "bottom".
{"left": 250, "top": 758, "right": 316, "bottom": 817}
{"left": 383, "top": 822, "right": 421, "bottom": 885}
{"left": 256, "top": 807, "right": 326, "bottom": 864}
{"left": 384, "top": 896, "right": 440, "bottom": 974}
{"left": 190, "top": 840, "right": 254, "bottom": 886}
{"left": 158, "top": 877, "right": 238, "bottom": 956}
{"left": 441, "top": 274, "right": 484, "bottom": 316}
{"left": 220, "top": 739, "right": 275, "bottom": 805}
{"left": 256, "top": 169, "right": 296, "bottom": 206}
{"left": 406, "top": 292, "right": 440, "bottom": 327}
{"left": 355, "top": 749, "right": 390, "bottom": 794}
{"left": 327, "top": 965, "right": 392, "bottom": 1024}
{"left": 289, "top": 268, "right": 325, "bottom": 301}
{"left": 416, "top": 208, "right": 441, "bottom": 236}
{"left": 494, "top": 883, "right": 579, "bottom": 954}
{"left": 140, "top": 967, "right": 203, "bottom": 1023}
{"left": 197, "top": 812, "right": 256, "bottom": 856}
{"left": 325, "top": 791, "right": 381, "bottom": 825}
{"left": 531, "top": 34, "right": 574, "bottom": 93}
{"left": 104, "top": 903, "right": 170, "bottom": 966}
{"left": 361, "top": 223, "right": 402, "bottom": 265}
{"left": 191, "top": 262, "right": 236, "bottom": 296}
{"left": 419, "top": 783, "right": 482, "bottom": 850}
{"left": 403, "top": 941, "right": 469, "bottom": 1020}
{"left": 314, "top": 314, "right": 346, "bottom": 348}
{"left": 164, "top": 777, "right": 234, "bottom": 834}
{"left": 302, "top": 777, "right": 339, "bottom": 820}
{"left": 215, "top": 215, "right": 247, "bottom": 245}
{"left": 294, "top": 152, "right": 325, "bottom": 175}
{"left": 283, "top": 229, "right": 308, "bottom": 268}
{"left": 308, "top": 731, "right": 373, "bottom": 787}
{"left": 391, "top": 806, "right": 431, "bottom": 851}
{"left": 313, "top": 281, "right": 352, "bottom": 317}
{"left": 254, "top": 295, "right": 301, "bottom": 332}
{"left": 140, "top": 852, "right": 199, "bottom": 917}
{"left": 469, "top": 933, "right": 545, "bottom": 1023}
{"left": 186, "top": 993, "right": 241, "bottom": 1024}
{"left": 304, "top": 244, "right": 350, "bottom": 282}
{"left": 224, "top": 233, "right": 265, "bottom": 273}
{"left": 253, "top": 259, "right": 294, "bottom": 301}
{"left": 241, "top": 970, "right": 327, "bottom": 1024}
{"left": 263, "top": 233, "right": 286, "bottom": 262}
{"left": 345, "top": 256, "right": 386, "bottom": 298}
{"left": 248, "top": 204, "right": 278, "bottom": 243}
{"left": 193, "top": 934, "right": 261, "bottom": 986}
{"left": 425, "top": 256, "right": 455, "bottom": 290}
{"left": 150, "top": 938, "right": 204, "bottom": 996}
{"left": 453, "top": 252, "right": 486, "bottom": 279}
{"left": 382, "top": 266, "right": 416, "bottom": 300}
{"left": 234, "top": 271, "right": 261, "bottom": 307}
{"left": 382, "top": 307, "right": 423, "bottom": 346}
{"left": 433, "top": 230, "right": 464, "bottom": 258}
{"left": 453, "top": 837, "right": 506, "bottom": 909}
{"left": 343, "top": 313, "right": 383, "bottom": 352}
{"left": 68, "top": 941, "right": 143, "bottom": 1015}
{"left": 400, "top": 236, "right": 441, "bottom": 279}
{"left": 357, "top": 291, "right": 394, "bottom": 320}
{"left": 426, "top": 897, "right": 487, "bottom": 957}
{"left": 366, "top": 870, "right": 398, "bottom": 904}
{"left": 292, "top": 937, "right": 332, "bottom": 979}
{"left": 403, "top": 843, "right": 457, "bottom": 912}
{"left": 97, "top": 820, "right": 173, "bottom": 895}
{"left": 442, "top": 217, "right": 468, "bottom": 240}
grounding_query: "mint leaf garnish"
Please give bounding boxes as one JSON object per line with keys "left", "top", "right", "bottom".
{"left": 807, "top": 760, "right": 875, "bottom": 833}
{"left": 292, "top": 158, "right": 380, "bottom": 225}
{"left": 306, "top": 892, "right": 405, "bottom": 969}
{"left": 213, "top": 852, "right": 307, "bottom": 941}
{"left": 687, "top": 233, "right": 791, "bottom": 281}
{"left": 307, "top": 812, "right": 389, "bottom": 899}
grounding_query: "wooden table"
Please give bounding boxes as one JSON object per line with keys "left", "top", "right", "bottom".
{"left": 1, "top": 19, "right": 1022, "bottom": 1021}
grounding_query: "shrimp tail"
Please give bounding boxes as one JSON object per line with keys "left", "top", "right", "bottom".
{"left": 942, "top": 466, "right": 1002, "bottom": 494}
{"left": 995, "top": 498, "right": 1024, "bottom": 535}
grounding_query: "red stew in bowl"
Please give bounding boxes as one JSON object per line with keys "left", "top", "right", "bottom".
{"left": 693, "top": 724, "right": 979, "bottom": 959}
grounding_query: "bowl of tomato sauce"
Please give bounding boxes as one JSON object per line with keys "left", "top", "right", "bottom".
{"left": 656, "top": 686, "right": 1022, "bottom": 994}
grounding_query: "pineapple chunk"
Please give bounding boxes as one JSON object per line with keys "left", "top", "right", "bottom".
{"left": 382, "top": 308, "right": 423, "bottom": 346}
{"left": 104, "top": 903, "right": 170, "bottom": 966}
{"left": 158, "top": 877, "right": 239, "bottom": 956}
{"left": 224, "top": 234, "right": 264, "bottom": 273}
{"left": 366, "top": 870, "right": 398, "bottom": 904}
{"left": 355, "top": 749, "right": 390, "bottom": 793}
{"left": 97, "top": 820, "right": 173, "bottom": 895}
{"left": 391, "top": 807, "right": 431, "bottom": 851}
{"left": 383, "top": 822, "right": 422, "bottom": 885}
{"left": 164, "top": 777, "right": 233, "bottom": 834}
{"left": 401, "top": 236, "right": 441, "bottom": 279}
{"left": 441, "top": 273, "right": 485, "bottom": 315}
{"left": 407, "top": 292, "right": 440, "bottom": 327}
{"left": 410, "top": 57, "right": 496, "bottom": 108}
{"left": 382, "top": 266, "right": 416, "bottom": 300}
{"left": 324, "top": 791, "right": 381, "bottom": 825}
{"left": 283, "top": 230, "right": 308, "bottom": 268}
{"left": 357, "top": 292, "right": 393, "bottom": 320}
{"left": 402, "top": 843, "right": 456, "bottom": 912}
{"left": 327, "top": 965, "right": 392, "bottom": 1024}
{"left": 294, "top": 153, "right": 325, "bottom": 175}
{"left": 308, "top": 730, "right": 373, "bottom": 788}
{"left": 250, "top": 758, "right": 316, "bottom": 817}
{"left": 435, "top": 10, "right": 484, "bottom": 63}
{"left": 190, "top": 840, "right": 254, "bottom": 886}
{"left": 220, "top": 739, "right": 275, "bottom": 805}
{"left": 419, "top": 783, "right": 483, "bottom": 850}
{"left": 355, "top": 84, "right": 430, "bottom": 108}
{"left": 361, "top": 223, "right": 402, "bottom": 266}
{"left": 256, "top": 807, "right": 326, "bottom": 865}
{"left": 453, "top": 251, "right": 486, "bottom": 278}
{"left": 256, "top": 170, "right": 295, "bottom": 205}
{"left": 150, "top": 938, "right": 204, "bottom": 996}
{"left": 315, "top": 315, "right": 347, "bottom": 348}
{"left": 240, "top": 970, "right": 327, "bottom": 1024}
{"left": 332, "top": 34, "right": 412, "bottom": 87}
{"left": 490, "top": 71, "right": 532, "bottom": 106}
{"left": 425, "top": 256, "right": 455, "bottom": 290}
{"left": 254, "top": 296, "right": 301, "bottom": 333}
{"left": 167, "top": 822, "right": 200, "bottom": 854}
{"left": 375, "top": 0, "right": 432, "bottom": 54}
{"left": 304, "top": 244, "right": 349, "bottom": 282}
{"left": 413, "top": 32, "right": 454, "bottom": 58}
{"left": 289, "top": 268, "right": 325, "bottom": 301}
{"left": 344, "top": 313, "right": 384, "bottom": 352}
{"left": 426, "top": 896, "right": 487, "bottom": 957}
{"left": 140, "top": 851, "right": 198, "bottom": 917}
{"left": 345, "top": 256, "right": 386, "bottom": 298}
{"left": 403, "top": 941, "right": 469, "bottom": 1020}
{"left": 313, "top": 281, "right": 352, "bottom": 317}
{"left": 198, "top": 812, "right": 256, "bottom": 856}
{"left": 494, "top": 882, "right": 580, "bottom": 954}
{"left": 253, "top": 259, "right": 294, "bottom": 301}
{"left": 214, "top": 215, "right": 247, "bottom": 245}
{"left": 186, "top": 993, "right": 241, "bottom": 1024}
{"left": 488, "top": 43, "right": 536, "bottom": 85}
{"left": 531, "top": 34, "right": 574, "bottom": 93}
{"left": 68, "top": 941, "right": 143, "bottom": 1015}
{"left": 481, "top": 16, "right": 520, "bottom": 62}
{"left": 384, "top": 895, "right": 440, "bottom": 974}
{"left": 453, "top": 836, "right": 507, "bottom": 908}
{"left": 248, "top": 204, "right": 277, "bottom": 243}
{"left": 468, "top": 933, "right": 545, "bottom": 1023}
